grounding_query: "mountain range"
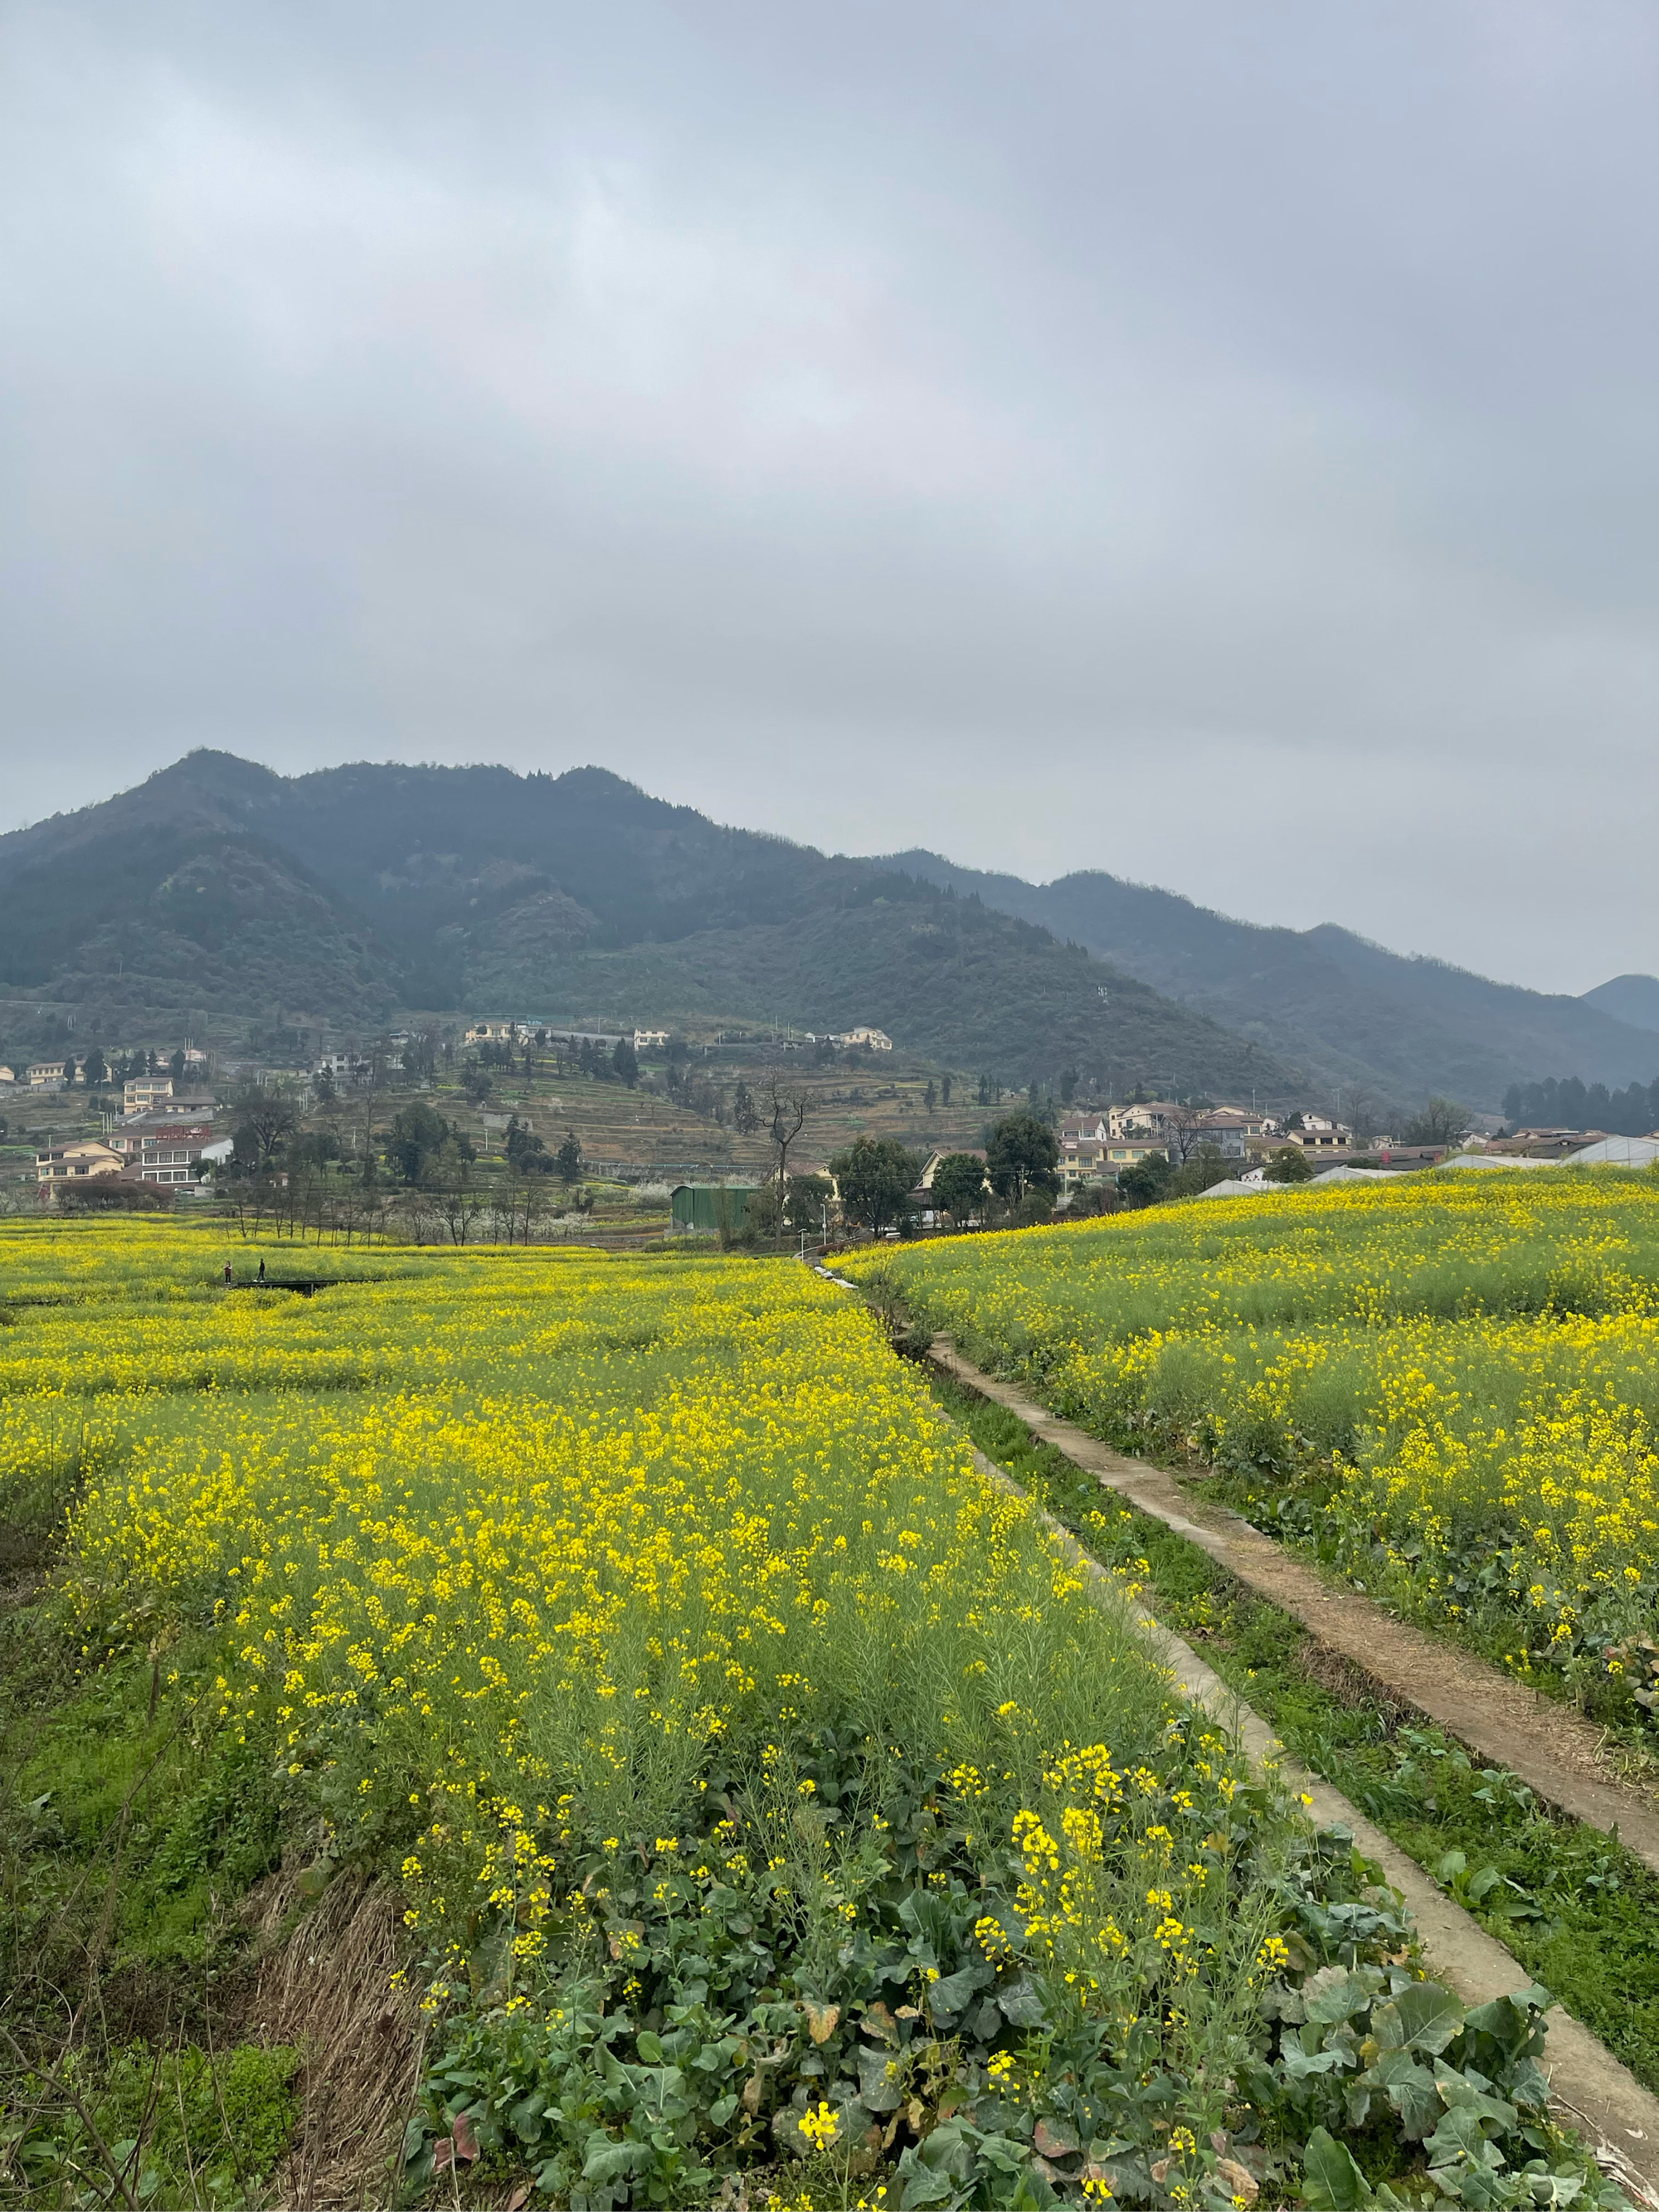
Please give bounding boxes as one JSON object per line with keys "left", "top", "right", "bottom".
{"left": 879, "top": 853, "right": 1659, "bottom": 1114}
{"left": 2, "top": 751, "right": 1654, "bottom": 1116}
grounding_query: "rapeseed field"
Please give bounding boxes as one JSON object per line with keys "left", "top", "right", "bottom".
{"left": 846, "top": 1171, "right": 1659, "bottom": 1730}
{"left": 0, "top": 1220, "right": 1623, "bottom": 2209}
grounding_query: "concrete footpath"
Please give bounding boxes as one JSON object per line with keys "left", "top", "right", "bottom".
{"left": 927, "top": 1339, "right": 1659, "bottom": 2200}
{"left": 810, "top": 1271, "right": 1659, "bottom": 2191}
{"left": 956, "top": 1419, "right": 1659, "bottom": 2202}
{"left": 927, "top": 1338, "right": 1659, "bottom": 1879}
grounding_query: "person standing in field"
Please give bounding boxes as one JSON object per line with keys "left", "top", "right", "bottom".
{"left": 257, "top": 1257, "right": 266, "bottom": 1285}
{"left": 223, "top": 1261, "right": 232, "bottom": 1286}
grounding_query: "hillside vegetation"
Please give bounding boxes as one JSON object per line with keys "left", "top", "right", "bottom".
{"left": 0, "top": 756, "right": 1296, "bottom": 1099}
{"left": 883, "top": 852, "right": 1659, "bottom": 1111}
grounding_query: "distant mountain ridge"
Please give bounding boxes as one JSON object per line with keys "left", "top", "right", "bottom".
{"left": 0, "top": 753, "right": 1292, "bottom": 1101}
{"left": 4, "top": 751, "right": 1652, "bottom": 1112}
{"left": 876, "top": 851, "right": 1659, "bottom": 1111}
{"left": 1581, "top": 975, "right": 1659, "bottom": 1035}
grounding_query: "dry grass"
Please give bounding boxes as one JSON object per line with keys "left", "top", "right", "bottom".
{"left": 238, "top": 1870, "right": 421, "bottom": 2210}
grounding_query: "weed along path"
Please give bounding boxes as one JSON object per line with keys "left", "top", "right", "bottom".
{"left": 925, "top": 1337, "right": 1659, "bottom": 1878}
{"left": 944, "top": 1379, "right": 1659, "bottom": 2200}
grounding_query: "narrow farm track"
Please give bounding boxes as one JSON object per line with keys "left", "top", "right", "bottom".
{"left": 925, "top": 1337, "right": 1659, "bottom": 1878}
{"left": 937, "top": 1367, "right": 1659, "bottom": 2200}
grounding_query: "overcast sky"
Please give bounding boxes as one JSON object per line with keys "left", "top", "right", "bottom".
{"left": 3, "top": 2, "right": 1655, "bottom": 994}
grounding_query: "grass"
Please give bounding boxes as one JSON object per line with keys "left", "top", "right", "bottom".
{"left": 932, "top": 1373, "right": 1659, "bottom": 2096}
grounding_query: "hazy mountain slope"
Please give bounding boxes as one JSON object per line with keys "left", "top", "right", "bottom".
{"left": 3, "top": 752, "right": 289, "bottom": 872}
{"left": 0, "top": 819, "right": 403, "bottom": 1024}
{"left": 881, "top": 850, "right": 1659, "bottom": 1110}
{"left": 1583, "top": 975, "right": 1659, "bottom": 1034}
{"left": 0, "top": 755, "right": 1297, "bottom": 1094}
{"left": 465, "top": 885, "right": 1285, "bottom": 1099}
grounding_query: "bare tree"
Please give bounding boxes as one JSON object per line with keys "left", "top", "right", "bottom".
{"left": 430, "top": 1145, "right": 489, "bottom": 1245}
{"left": 757, "top": 1067, "right": 810, "bottom": 1185}
{"left": 1165, "top": 1102, "right": 1209, "bottom": 1164}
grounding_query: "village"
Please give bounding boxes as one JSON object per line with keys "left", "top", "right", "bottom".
{"left": 10, "top": 1011, "right": 1652, "bottom": 1231}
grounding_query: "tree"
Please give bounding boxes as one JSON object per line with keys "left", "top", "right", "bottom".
{"left": 505, "top": 1117, "right": 552, "bottom": 1174}
{"left": 429, "top": 1141, "right": 489, "bottom": 1244}
{"left": 732, "top": 1082, "right": 760, "bottom": 1135}
{"left": 61, "top": 1055, "right": 76, "bottom": 1087}
{"left": 1117, "top": 1155, "right": 1174, "bottom": 1208}
{"left": 170, "top": 1048, "right": 187, "bottom": 1083}
{"left": 82, "top": 1048, "right": 108, "bottom": 1091}
{"left": 555, "top": 1130, "right": 585, "bottom": 1184}
{"left": 986, "top": 1112, "right": 1059, "bottom": 1202}
{"left": 497, "top": 1173, "right": 553, "bottom": 1245}
{"left": 386, "top": 1101, "right": 459, "bottom": 1184}
{"left": 1263, "top": 1145, "right": 1312, "bottom": 1183}
{"left": 231, "top": 1089, "right": 298, "bottom": 1164}
{"left": 1068, "top": 1181, "right": 1116, "bottom": 1218}
{"left": 1163, "top": 1145, "right": 1237, "bottom": 1200}
{"left": 739, "top": 1182, "right": 786, "bottom": 1250}
{"left": 941, "top": 1073, "right": 952, "bottom": 1107}
{"left": 1059, "top": 1066, "right": 1078, "bottom": 1105}
{"left": 612, "top": 1037, "right": 639, "bottom": 1087}
{"left": 931, "top": 1151, "right": 988, "bottom": 1228}
{"left": 830, "top": 1135, "right": 922, "bottom": 1234}
{"left": 757, "top": 1068, "right": 811, "bottom": 1193}
{"left": 1402, "top": 1096, "right": 1469, "bottom": 1147}
{"left": 783, "top": 1173, "right": 832, "bottom": 1235}
{"left": 1165, "top": 1104, "right": 1210, "bottom": 1164}
{"left": 923, "top": 1080, "right": 937, "bottom": 1114}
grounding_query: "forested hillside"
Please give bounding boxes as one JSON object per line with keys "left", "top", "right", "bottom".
{"left": 883, "top": 850, "right": 1659, "bottom": 1109}
{"left": 0, "top": 755, "right": 1294, "bottom": 1096}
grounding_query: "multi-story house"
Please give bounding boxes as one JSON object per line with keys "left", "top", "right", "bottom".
{"left": 36, "top": 1139, "right": 122, "bottom": 1186}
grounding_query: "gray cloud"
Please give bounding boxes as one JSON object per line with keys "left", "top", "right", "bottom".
{"left": 3, "top": 1, "right": 1655, "bottom": 991}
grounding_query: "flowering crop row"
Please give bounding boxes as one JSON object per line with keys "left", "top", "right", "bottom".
{"left": 4, "top": 1218, "right": 1615, "bottom": 2208}
{"left": 846, "top": 1172, "right": 1659, "bottom": 1722}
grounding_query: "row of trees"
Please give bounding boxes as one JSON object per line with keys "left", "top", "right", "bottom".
{"left": 1501, "top": 1073, "right": 1659, "bottom": 1138}
{"left": 42, "top": 1046, "right": 194, "bottom": 1091}
{"left": 821, "top": 1113, "right": 1063, "bottom": 1237}
{"left": 220, "top": 1168, "right": 596, "bottom": 1247}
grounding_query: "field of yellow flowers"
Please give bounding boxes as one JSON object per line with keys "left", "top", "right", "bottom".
{"left": 847, "top": 1170, "right": 1659, "bottom": 1732}
{"left": 0, "top": 1218, "right": 1621, "bottom": 2210}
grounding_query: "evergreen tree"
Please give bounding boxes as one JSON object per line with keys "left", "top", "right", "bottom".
{"left": 828, "top": 1135, "right": 922, "bottom": 1234}
{"left": 986, "top": 1112, "right": 1059, "bottom": 1201}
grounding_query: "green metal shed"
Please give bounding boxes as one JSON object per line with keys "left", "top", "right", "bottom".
{"left": 670, "top": 1184, "right": 761, "bottom": 1234}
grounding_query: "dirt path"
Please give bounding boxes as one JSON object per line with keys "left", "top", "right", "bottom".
{"left": 927, "top": 1339, "right": 1659, "bottom": 1879}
